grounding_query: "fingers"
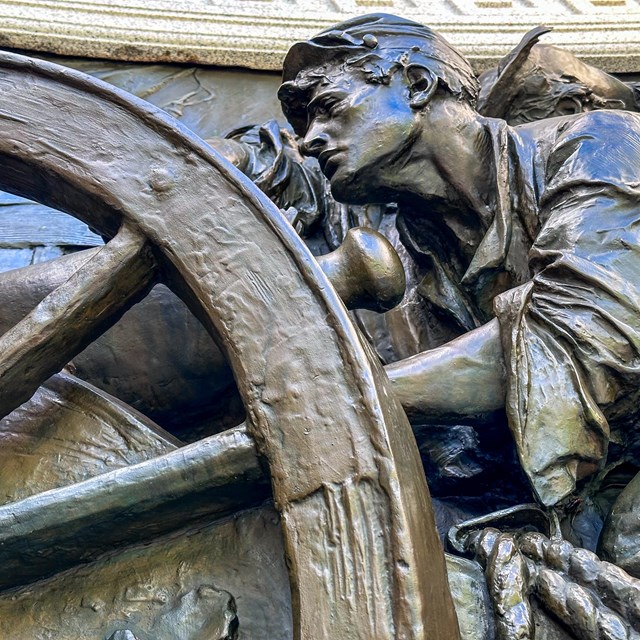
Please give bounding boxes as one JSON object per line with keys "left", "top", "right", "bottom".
{"left": 519, "top": 533, "right": 640, "bottom": 639}
{"left": 488, "top": 535, "right": 534, "bottom": 640}
{"left": 469, "top": 528, "right": 640, "bottom": 640}
{"left": 472, "top": 529, "right": 534, "bottom": 640}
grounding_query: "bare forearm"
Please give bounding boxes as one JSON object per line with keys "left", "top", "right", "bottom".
{"left": 384, "top": 318, "right": 506, "bottom": 421}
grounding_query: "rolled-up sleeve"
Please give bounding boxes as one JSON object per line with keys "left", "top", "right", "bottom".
{"left": 495, "top": 112, "right": 640, "bottom": 506}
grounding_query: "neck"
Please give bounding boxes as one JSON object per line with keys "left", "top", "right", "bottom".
{"left": 389, "top": 100, "right": 496, "bottom": 243}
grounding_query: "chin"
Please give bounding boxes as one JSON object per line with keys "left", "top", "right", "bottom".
{"left": 329, "top": 172, "right": 374, "bottom": 206}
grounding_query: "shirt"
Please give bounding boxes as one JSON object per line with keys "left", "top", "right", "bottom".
{"left": 400, "top": 110, "right": 640, "bottom": 506}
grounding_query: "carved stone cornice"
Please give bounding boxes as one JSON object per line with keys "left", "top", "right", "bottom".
{"left": 0, "top": 0, "right": 639, "bottom": 72}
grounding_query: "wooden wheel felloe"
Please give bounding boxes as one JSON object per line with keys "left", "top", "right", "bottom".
{"left": 0, "top": 52, "right": 459, "bottom": 639}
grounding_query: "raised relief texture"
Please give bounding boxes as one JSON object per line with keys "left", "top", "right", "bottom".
{"left": 2, "top": 7, "right": 640, "bottom": 640}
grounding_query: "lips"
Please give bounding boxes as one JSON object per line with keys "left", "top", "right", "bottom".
{"left": 318, "top": 149, "right": 342, "bottom": 179}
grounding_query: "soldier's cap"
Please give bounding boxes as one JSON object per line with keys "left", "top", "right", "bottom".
{"left": 279, "top": 13, "right": 478, "bottom": 136}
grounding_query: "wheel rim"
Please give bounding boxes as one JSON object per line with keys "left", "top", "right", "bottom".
{"left": 0, "top": 52, "right": 459, "bottom": 639}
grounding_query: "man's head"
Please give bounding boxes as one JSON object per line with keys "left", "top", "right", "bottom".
{"left": 278, "top": 14, "right": 479, "bottom": 203}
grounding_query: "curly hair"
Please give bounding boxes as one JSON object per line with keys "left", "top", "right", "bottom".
{"left": 278, "top": 13, "right": 479, "bottom": 136}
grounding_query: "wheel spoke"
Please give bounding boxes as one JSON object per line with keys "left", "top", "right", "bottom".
{"left": 0, "top": 224, "right": 157, "bottom": 419}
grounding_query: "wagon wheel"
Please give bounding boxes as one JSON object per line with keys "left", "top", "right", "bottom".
{"left": 0, "top": 52, "right": 459, "bottom": 639}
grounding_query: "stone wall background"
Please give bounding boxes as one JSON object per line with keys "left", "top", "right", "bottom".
{"left": 2, "top": 0, "right": 640, "bottom": 72}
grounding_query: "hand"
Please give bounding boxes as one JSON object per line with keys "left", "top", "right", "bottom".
{"left": 466, "top": 528, "right": 640, "bottom": 640}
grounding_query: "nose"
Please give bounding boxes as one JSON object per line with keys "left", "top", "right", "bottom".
{"left": 300, "top": 127, "right": 329, "bottom": 158}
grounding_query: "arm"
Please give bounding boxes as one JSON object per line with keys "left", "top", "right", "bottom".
{"left": 384, "top": 318, "right": 506, "bottom": 421}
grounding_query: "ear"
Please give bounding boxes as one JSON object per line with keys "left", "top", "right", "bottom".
{"left": 406, "top": 65, "right": 438, "bottom": 110}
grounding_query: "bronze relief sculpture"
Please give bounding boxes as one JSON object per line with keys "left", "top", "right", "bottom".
{"left": 1, "top": 11, "right": 640, "bottom": 640}
{"left": 278, "top": 13, "right": 640, "bottom": 638}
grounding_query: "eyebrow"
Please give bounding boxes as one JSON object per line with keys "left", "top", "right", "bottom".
{"left": 307, "top": 88, "right": 347, "bottom": 113}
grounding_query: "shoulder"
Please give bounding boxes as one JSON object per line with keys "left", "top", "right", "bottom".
{"left": 558, "top": 109, "right": 640, "bottom": 132}
{"left": 551, "top": 110, "right": 640, "bottom": 153}
{"left": 513, "top": 109, "right": 640, "bottom": 138}
{"left": 535, "top": 110, "right": 640, "bottom": 195}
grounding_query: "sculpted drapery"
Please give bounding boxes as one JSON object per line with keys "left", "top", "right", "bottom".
{"left": 398, "top": 111, "right": 640, "bottom": 506}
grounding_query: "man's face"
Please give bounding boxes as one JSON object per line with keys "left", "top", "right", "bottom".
{"left": 300, "top": 67, "right": 421, "bottom": 204}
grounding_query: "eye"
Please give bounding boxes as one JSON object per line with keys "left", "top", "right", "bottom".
{"left": 323, "top": 98, "right": 342, "bottom": 114}
{"left": 311, "top": 96, "right": 343, "bottom": 117}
